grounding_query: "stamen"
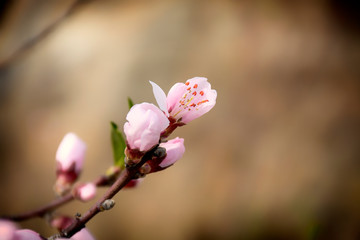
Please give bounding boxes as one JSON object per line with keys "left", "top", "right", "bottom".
{"left": 185, "top": 82, "right": 190, "bottom": 86}
{"left": 193, "top": 84, "right": 198, "bottom": 88}
{"left": 187, "top": 87, "right": 191, "bottom": 91}
{"left": 200, "top": 91, "right": 204, "bottom": 96}
{"left": 192, "top": 91, "right": 197, "bottom": 96}
{"left": 197, "top": 100, "right": 209, "bottom": 105}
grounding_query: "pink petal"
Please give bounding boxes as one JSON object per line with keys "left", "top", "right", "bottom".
{"left": 124, "top": 103, "right": 169, "bottom": 152}
{"left": 76, "top": 183, "right": 97, "bottom": 202}
{"left": 169, "top": 77, "right": 217, "bottom": 123}
{"left": 0, "top": 220, "right": 17, "bottom": 240}
{"left": 56, "top": 133, "right": 86, "bottom": 174}
{"left": 149, "top": 81, "right": 169, "bottom": 116}
{"left": 14, "top": 229, "right": 43, "bottom": 240}
{"left": 72, "top": 228, "right": 95, "bottom": 240}
{"left": 159, "top": 137, "right": 185, "bottom": 168}
{"left": 167, "top": 82, "right": 187, "bottom": 113}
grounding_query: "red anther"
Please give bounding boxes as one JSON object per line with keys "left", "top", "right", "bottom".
{"left": 197, "top": 100, "right": 209, "bottom": 105}
{"left": 190, "top": 103, "right": 196, "bottom": 107}
{"left": 193, "top": 84, "right": 198, "bottom": 88}
{"left": 200, "top": 91, "right": 204, "bottom": 96}
{"left": 192, "top": 91, "right": 197, "bottom": 96}
{"left": 187, "top": 87, "right": 191, "bottom": 91}
{"left": 185, "top": 82, "right": 190, "bottom": 86}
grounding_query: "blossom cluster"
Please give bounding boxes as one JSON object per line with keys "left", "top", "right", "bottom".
{"left": 124, "top": 77, "right": 217, "bottom": 173}
{"left": 0, "top": 77, "right": 216, "bottom": 239}
{"left": 53, "top": 77, "right": 216, "bottom": 190}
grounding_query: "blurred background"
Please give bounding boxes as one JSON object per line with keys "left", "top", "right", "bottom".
{"left": 0, "top": 0, "right": 359, "bottom": 239}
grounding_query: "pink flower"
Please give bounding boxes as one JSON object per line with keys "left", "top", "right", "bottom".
{"left": 0, "top": 220, "right": 17, "bottom": 240}
{"left": 14, "top": 229, "right": 43, "bottom": 240}
{"left": 146, "top": 137, "right": 185, "bottom": 173}
{"left": 125, "top": 178, "right": 143, "bottom": 188}
{"left": 124, "top": 103, "right": 169, "bottom": 152}
{"left": 56, "top": 133, "right": 87, "bottom": 175}
{"left": 70, "top": 228, "right": 95, "bottom": 240}
{"left": 55, "top": 133, "right": 87, "bottom": 195}
{"left": 159, "top": 137, "right": 185, "bottom": 168}
{"left": 150, "top": 77, "right": 217, "bottom": 123}
{"left": 73, "top": 183, "right": 97, "bottom": 202}
{"left": 0, "top": 220, "right": 43, "bottom": 240}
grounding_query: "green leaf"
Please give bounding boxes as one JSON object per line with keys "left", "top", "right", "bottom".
{"left": 110, "top": 121, "right": 126, "bottom": 168}
{"left": 127, "top": 97, "right": 134, "bottom": 109}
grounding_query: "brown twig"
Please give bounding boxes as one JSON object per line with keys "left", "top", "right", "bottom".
{"left": 1, "top": 170, "right": 119, "bottom": 221}
{"left": 0, "top": 0, "right": 91, "bottom": 69}
{"left": 58, "top": 148, "right": 156, "bottom": 238}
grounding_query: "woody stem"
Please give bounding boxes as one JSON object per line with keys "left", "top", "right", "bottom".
{"left": 1, "top": 169, "right": 120, "bottom": 221}
{"left": 57, "top": 147, "right": 156, "bottom": 238}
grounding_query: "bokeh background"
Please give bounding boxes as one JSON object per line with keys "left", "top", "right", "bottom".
{"left": 0, "top": 0, "right": 359, "bottom": 239}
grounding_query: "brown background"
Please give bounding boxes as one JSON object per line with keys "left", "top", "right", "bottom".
{"left": 0, "top": 0, "right": 359, "bottom": 239}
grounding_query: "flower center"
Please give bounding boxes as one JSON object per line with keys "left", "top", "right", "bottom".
{"left": 172, "top": 81, "right": 209, "bottom": 118}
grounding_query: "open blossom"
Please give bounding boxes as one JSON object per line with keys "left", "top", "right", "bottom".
{"left": 150, "top": 77, "right": 217, "bottom": 123}
{"left": 124, "top": 103, "right": 169, "bottom": 152}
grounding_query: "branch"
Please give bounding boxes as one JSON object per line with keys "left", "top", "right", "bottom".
{"left": 58, "top": 149, "right": 156, "bottom": 238}
{"left": 0, "top": 0, "right": 91, "bottom": 69}
{"left": 1, "top": 170, "right": 119, "bottom": 221}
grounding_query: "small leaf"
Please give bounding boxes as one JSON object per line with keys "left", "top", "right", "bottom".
{"left": 127, "top": 97, "right": 134, "bottom": 109}
{"left": 110, "top": 121, "right": 126, "bottom": 168}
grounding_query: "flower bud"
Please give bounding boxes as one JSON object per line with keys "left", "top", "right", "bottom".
{"left": 158, "top": 137, "right": 185, "bottom": 168}
{"left": 146, "top": 138, "right": 185, "bottom": 173}
{"left": 50, "top": 216, "right": 74, "bottom": 231}
{"left": 0, "top": 220, "right": 43, "bottom": 240}
{"left": 125, "top": 178, "right": 143, "bottom": 188}
{"left": 73, "top": 183, "right": 97, "bottom": 202}
{"left": 54, "top": 133, "right": 86, "bottom": 195}
{"left": 100, "top": 199, "right": 115, "bottom": 211}
{"left": 71, "top": 228, "right": 95, "bottom": 240}
{"left": 124, "top": 103, "right": 169, "bottom": 153}
{"left": 0, "top": 220, "right": 17, "bottom": 240}
{"left": 14, "top": 229, "right": 43, "bottom": 240}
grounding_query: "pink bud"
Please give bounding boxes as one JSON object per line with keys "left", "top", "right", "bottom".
{"left": 50, "top": 216, "right": 74, "bottom": 231}
{"left": 74, "top": 183, "right": 97, "bottom": 202}
{"left": 159, "top": 137, "right": 185, "bottom": 168}
{"left": 55, "top": 133, "right": 87, "bottom": 195}
{"left": 125, "top": 178, "right": 143, "bottom": 188}
{"left": 0, "top": 220, "right": 17, "bottom": 240}
{"left": 14, "top": 229, "right": 43, "bottom": 240}
{"left": 150, "top": 77, "right": 217, "bottom": 124}
{"left": 124, "top": 103, "right": 169, "bottom": 152}
{"left": 71, "top": 228, "right": 95, "bottom": 240}
{"left": 56, "top": 133, "right": 87, "bottom": 175}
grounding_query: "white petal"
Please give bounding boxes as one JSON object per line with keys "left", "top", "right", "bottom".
{"left": 149, "top": 81, "right": 169, "bottom": 116}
